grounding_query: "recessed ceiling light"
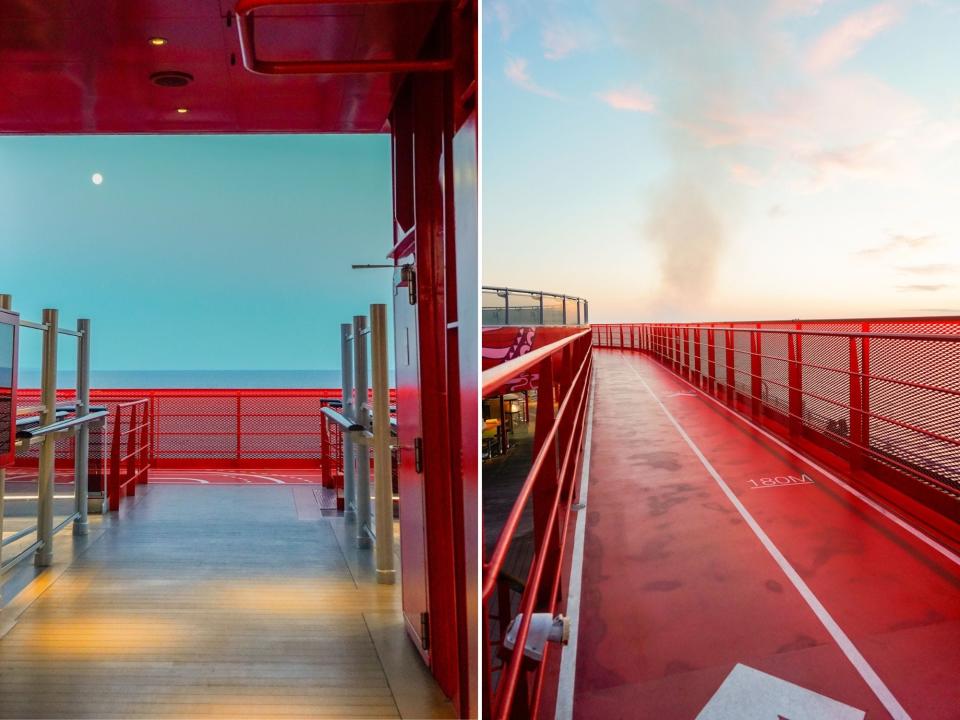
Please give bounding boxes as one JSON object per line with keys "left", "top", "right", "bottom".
{"left": 176, "top": 107, "right": 189, "bottom": 114}
{"left": 149, "top": 37, "right": 167, "bottom": 46}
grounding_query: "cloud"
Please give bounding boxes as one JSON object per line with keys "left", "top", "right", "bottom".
{"left": 770, "top": 0, "right": 828, "bottom": 18}
{"left": 897, "top": 263, "right": 959, "bottom": 274}
{"left": 729, "top": 163, "right": 765, "bottom": 186}
{"left": 597, "top": 86, "right": 656, "bottom": 112}
{"left": 806, "top": 2, "right": 903, "bottom": 72}
{"left": 855, "top": 233, "right": 935, "bottom": 257}
{"left": 489, "top": 1, "right": 517, "bottom": 40}
{"left": 504, "top": 57, "right": 562, "bottom": 99}
{"left": 541, "top": 19, "right": 596, "bottom": 60}
{"left": 896, "top": 284, "right": 952, "bottom": 292}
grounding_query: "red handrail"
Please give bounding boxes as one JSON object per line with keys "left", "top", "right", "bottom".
{"left": 592, "top": 321, "right": 960, "bottom": 538}
{"left": 108, "top": 399, "right": 151, "bottom": 512}
{"left": 482, "top": 327, "right": 593, "bottom": 719}
{"left": 234, "top": 0, "right": 453, "bottom": 76}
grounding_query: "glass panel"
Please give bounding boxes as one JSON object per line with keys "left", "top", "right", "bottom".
{"left": 482, "top": 289, "right": 507, "bottom": 326}
{"left": 542, "top": 295, "right": 563, "bottom": 324}
{"left": 564, "top": 297, "right": 578, "bottom": 325}
{"left": 507, "top": 291, "right": 542, "bottom": 325}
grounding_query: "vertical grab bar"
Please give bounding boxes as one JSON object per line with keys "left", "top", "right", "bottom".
{"left": 370, "top": 304, "right": 395, "bottom": 583}
{"left": 35, "top": 308, "right": 58, "bottom": 567}
{"left": 73, "top": 318, "right": 90, "bottom": 535}
{"left": 340, "top": 323, "right": 356, "bottom": 521}
{"left": 353, "top": 315, "right": 372, "bottom": 548}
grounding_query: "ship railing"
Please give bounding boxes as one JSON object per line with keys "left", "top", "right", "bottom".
{"left": 482, "top": 286, "right": 588, "bottom": 327}
{"left": 482, "top": 327, "right": 593, "bottom": 719}
{"left": 592, "top": 320, "right": 960, "bottom": 537}
{"left": 107, "top": 400, "right": 152, "bottom": 512}
{"left": 1, "top": 295, "right": 97, "bottom": 575}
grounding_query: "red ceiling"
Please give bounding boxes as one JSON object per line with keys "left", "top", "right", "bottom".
{"left": 0, "top": 0, "right": 444, "bottom": 133}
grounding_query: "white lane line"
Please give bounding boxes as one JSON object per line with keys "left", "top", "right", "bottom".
{"left": 227, "top": 472, "right": 286, "bottom": 485}
{"left": 649, "top": 357, "right": 960, "bottom": 568}
{"left": 555, "top": 368, "right": 597, "bottom": 720}
{"left": 624, "top": 358, "right": 912, "bottom": 720}
{"left": 150, "top": 476, "right": 210, "bottom": 484}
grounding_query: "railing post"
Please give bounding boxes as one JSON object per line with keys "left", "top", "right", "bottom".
{"left": 861, "top": 322, "right": 870, "bottom": 457}
{"left": 235, "top": 393, "right": 242, "bottom": 465}
{"left": 693, "top": 327, "right": 701, "bottom": 386}
{"left": 353, "top": 314, "right": 372, "bottom": 548}
{"left": 109, "top": 406, "right": 122, "bottom": 511}
{"left": 139, "top": 401, "right": 150, "bottom": 486}
{"left": 126, "top": 404, "right": 138, "bottom": 498}
{"left": 788, "top": 325, "right": 803, "bottom": 437}
{"left": 707, "top": 327, "right": 716, "bottom": 395}
{"left": 531, "top": 356, "right": 557, "bottom": 553}
{"left": 340, "top": 323, "right": 356, "bottom": 520}
{"left": 35, "top": 308, "right": 58, "bottom": 567}
{"left": 751, "top": 326, "right": 762, "bottom": 418}
{"left": 320, "top": 410, "right": 331, "bottom": 487}
{"left": 725, "top": 328, "right": 735, "bottom": 406}
{"left": 619, "top": 324, "right": 624, "bottom": 349}
{"left": 849, "top": 334, "right": 864, "bottom": 472}
{"left": 370, "top": 304, "right": 395, "bottom": 584}
{"left": 73, "top": 318, "right": 90, "bottom": 536}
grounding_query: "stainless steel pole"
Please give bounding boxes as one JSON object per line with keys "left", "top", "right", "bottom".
{"left": 340, "top": 323, "right": 356, "bottom": 521}
{"left": 35, "top": 308, "right": 58, "bottom": 567}
{"left": 370, "top": 304, "right": 395, "bottom": 584}
{"left": 352, "top": 314, "right": 371, "bottom": 549}
{"left": 73, "top": 318, "right": 90, "bottom": 536}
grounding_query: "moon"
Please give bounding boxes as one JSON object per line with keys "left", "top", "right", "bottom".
{"left": 91, "top": 172, "right": 103, "bottom": 185}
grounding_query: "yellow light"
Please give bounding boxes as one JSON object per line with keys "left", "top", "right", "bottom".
{"left": 176, "top": 107, "right": 189, "bottom": 114}
{"left": 149, "top": 37, "right": 167, "bottom": 46}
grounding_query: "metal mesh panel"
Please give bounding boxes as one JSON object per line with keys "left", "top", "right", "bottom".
{"left": 595, "top": 320, "right": 960, "bottom": 499}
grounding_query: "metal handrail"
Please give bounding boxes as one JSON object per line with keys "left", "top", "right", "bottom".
{"left": 483, "top": 328, "right": 592, "bottom": 396}
{"left": 234, "top": 0, "right": 453, "bottom": 76}
{"left": 630, "top": 322, "right": 960, "bottom": 343}
{"left": 16, "top": 409, "right": 108, "bottom": 439}
{"left": 321, "top": 406, "right": 364, "bottom": 432}
{"left": 482, "top": 326, "right": 594, "bottom": 719}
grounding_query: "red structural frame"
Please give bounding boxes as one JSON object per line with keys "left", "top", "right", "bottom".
{"left": 481, "top": 328, "right": 593, "bottom": 720}
{"left": 592, "top": 320, "right": 960, "bottom": 546}
{"left": 108, "top": 400, "right": 152, "bottom": 511}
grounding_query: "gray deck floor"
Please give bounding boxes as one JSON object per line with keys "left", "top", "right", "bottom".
{"left": 0, "top": 484, "right": 452, "bottom": 719}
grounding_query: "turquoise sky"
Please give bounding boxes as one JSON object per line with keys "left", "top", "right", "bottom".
{"left": 0, "top": 134, "right": 393, "bottom": 372}
{"left": 483, "top": 0, "right": 960, "bottom": 321}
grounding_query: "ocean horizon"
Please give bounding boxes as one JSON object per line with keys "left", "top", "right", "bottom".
{"left": 17, "top": 369, "right": 353, "bottom": 389}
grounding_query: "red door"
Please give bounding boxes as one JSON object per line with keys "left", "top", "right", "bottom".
{"left": 393, "top": 259, "right": 430, "bottom": 660}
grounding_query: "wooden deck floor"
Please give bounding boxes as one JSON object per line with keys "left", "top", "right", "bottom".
{"left": 0, "top": 483, "right": 453, "bottom": 719}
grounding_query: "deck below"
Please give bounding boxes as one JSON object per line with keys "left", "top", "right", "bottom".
{"left": 564, "top": 349, "right": 960, "bottom": 720}
{"left": 0, "top": 481, "right": 452, "bottom": 719}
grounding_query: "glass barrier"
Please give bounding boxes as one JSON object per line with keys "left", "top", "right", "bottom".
{"left": 481, "top": 287, "right": 588, "bottom": 327}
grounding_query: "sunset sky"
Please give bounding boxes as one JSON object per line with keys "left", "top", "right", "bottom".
{"left": 482, "top": 0, "right": 960, "bottom": 321}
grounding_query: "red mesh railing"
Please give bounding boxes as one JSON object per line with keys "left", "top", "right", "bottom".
{"left": 482, "top": 328, "right": 593, "bottom": 720}
{"left": 108, "top": 399, "right": 151, "bottom": 511}
{"left": 15, "top": 388, "right": 396, "bottom": 479}
{"left": 592, "top": 321, "right": 960, "bottom": 532}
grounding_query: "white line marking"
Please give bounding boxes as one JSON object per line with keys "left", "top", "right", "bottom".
{"left": 623, "top": 357, "right": 911, "bottom": 720}
{"left": 150, "top": 476, "right": 210, "bottom": 484}
{"left": 697, "top": 663, "right": 865, "bottom": 719}
{"left": 227, "top": 472, "right": 286, "bottom": 485}
{"left": 648, "top": 357, "right": 960, "bottom": 568}
{"left": 555, "top": 368, "right": 597, "bottom": 720}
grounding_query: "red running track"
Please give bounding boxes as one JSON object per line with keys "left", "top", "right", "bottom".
{"left": 567, "top": 350, "right": 960, "bottom": 720}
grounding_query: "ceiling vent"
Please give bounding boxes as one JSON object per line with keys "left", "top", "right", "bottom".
{"left": 150, "top": 71, "right": 194, "bottom": 88}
